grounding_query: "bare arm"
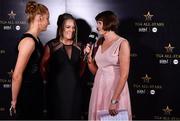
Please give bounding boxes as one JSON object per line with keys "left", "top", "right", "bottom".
{"left": 86, "top": 44, "right": 98, "bottom": 75}
{"left": 11, "top": 38, "right": 35, "bottom": 109}
{"left": 40, "top": 45, "right": 50, "bottom": 80}
{"left": 112, "top": 40, "right": 130, "bottom": 100}
{"left": 87, "top": 58, "right": 98, "bottom": 75}
{"left": 109, "top": 39, "right": 130, "bottom": 116}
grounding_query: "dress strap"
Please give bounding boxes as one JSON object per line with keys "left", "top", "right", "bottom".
{"left": 21, "top": 33, "right": 39, "bottom": 44}
{"left": 112, "top": 38, "right": 124, "bottom": 55}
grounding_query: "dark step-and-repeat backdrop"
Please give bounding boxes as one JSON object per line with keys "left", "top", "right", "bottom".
{"left": 0, "top": 0, "right": 180, "bottom": 120}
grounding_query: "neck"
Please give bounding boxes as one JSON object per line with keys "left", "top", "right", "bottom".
{"left": 104, "top": 31, "right": 117, "bottom": 42}
{"left": 61, "top": 39, "right": 73, "bottom": 45}
{"left": 27, "top": 23, "right": 40, "bottom": 39}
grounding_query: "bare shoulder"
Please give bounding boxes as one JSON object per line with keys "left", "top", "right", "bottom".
{"left": 118, "top": 38, "right": 130, "bottom": 60}
{"left": 117, "top": 37, "right": 130, "bottom": 56}
{"left": 121, "top": 39, "right": 129, "bottom": 47}
{"left": 119, "top": 37, "right": 130, "bottom": 48}
{"left": 18, "top": 37, "right": 35, "bottom": 50}
{"left": 19, "top": 37, "right": 35, "bottom": 46}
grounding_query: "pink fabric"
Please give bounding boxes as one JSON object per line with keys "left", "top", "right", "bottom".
{"left": 88, "top": 38, "right": 132, "bottom": 120}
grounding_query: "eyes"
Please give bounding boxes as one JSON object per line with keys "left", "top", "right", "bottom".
{"left": 64, "top": 25, "right": 76, "bottom": 31}
{"left": 63, "top": 19, "right": 76, "bottom": 31}
{"left": 97, "top": 21, "right": 103, "bottom": 26}
{"left": 41, "top": 14, "right": 49, "bottom": 22}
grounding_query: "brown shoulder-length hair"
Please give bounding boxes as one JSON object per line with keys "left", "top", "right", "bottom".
{"left": 95, "top": 11, "right": 119, "bottom": 32}
{"left": 56, "top": 13, "right": 77, "bottom": 44}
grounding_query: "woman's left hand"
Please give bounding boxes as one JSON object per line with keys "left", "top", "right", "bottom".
{"left": 109, "top": 103, "right": 118, "bottom": 116}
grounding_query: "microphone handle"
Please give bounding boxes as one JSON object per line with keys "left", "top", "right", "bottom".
{"left": 83, "top": 42, "right": 92, "bottom": 62}
{"left": 83, "top": 52, "right": 88, "bottom": 62}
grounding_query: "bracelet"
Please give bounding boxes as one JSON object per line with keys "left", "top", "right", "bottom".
{"left": 111, "top": 99, "right": 119, "bottom": 104}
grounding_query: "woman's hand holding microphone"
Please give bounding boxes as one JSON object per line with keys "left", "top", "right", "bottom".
{"left": 83, "top": 43, "right": 94, "bottom": 64}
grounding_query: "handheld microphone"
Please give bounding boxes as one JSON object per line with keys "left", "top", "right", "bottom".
{"left": 83, "top": 32, "right": 98, "bottom": 61}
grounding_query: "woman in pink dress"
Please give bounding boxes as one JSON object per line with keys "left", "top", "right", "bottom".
{"left": 85, "top": 11, "right": 132, "bottom": 120}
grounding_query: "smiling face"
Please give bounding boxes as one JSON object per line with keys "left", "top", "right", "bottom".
{"left": 62, "top": 19, "right": 76, "bottom": 40}
{"left": 96, "top": 20, "right": 106, "bottom": 35}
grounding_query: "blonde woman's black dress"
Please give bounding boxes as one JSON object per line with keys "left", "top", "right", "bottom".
{"left": 15, "top": 33, "right": 44, "bottom": 119}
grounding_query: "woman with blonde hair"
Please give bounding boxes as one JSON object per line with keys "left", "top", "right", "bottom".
{"left": 11, "top": 0, "right": 49, "bottom": 119}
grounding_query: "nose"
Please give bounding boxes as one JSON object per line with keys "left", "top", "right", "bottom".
{"left": 70, "top": 27, "right": 75, "bottom": 32}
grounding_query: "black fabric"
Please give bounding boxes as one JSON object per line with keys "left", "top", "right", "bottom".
{"left": 46, "top": 39, "right": 83, "bottom": 119}
{"left": 15, "top": 33, "right": 44, "bottom": 119}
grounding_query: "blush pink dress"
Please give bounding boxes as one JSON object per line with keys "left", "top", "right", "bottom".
{"left": 88, "top": 37, "right": 132, "bottom": 120}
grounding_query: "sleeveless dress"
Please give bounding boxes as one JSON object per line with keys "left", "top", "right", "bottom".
{"left": 46, "top": 39, "right": 82, "bottom": 119}
{"left": 15, "top": 33, "right": 44, "bottom": 119}
{"left": 88, "top": 37, "right": 132, "bottom": 120}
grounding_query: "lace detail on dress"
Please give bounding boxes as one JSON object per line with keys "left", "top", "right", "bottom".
{"left": 64, "top": 45, "right": 72, "bottom": 60}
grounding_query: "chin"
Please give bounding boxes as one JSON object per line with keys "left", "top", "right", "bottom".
{"left": 98, "top": 31, "right": 104, "bottom": 35}
{"left": 42, "top": 28, "right": 47, "bottom": 31}
{"left": 67, "top": 35, "right": 73, "bottom": 39}
{"left": 98, "top": 30, "right": 104, "bottom": 35}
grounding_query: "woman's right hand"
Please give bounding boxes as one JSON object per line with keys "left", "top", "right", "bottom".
{"left": 83, "top": 44, "right": 94, "bottom": 63}
{"left": 10, "top": 100, "right": 16, "bottom": 116}
{"left": 83, "top": 43, "right": 91, "bottom": 55}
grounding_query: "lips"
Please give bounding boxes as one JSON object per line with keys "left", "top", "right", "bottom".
{"left": 65, "top": 32, "right": 74, "bottom": 39}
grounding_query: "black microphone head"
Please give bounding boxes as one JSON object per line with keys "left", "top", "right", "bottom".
{"left": 88, "top": 32, "right": 98, "bottom": 44}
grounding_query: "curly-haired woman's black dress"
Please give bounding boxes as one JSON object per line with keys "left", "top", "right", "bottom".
{"left": 15, "top": 33, "right": 44, "bottom": 119}
{"left": 46, "top": 39, "right": 82, "bottom": 119}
